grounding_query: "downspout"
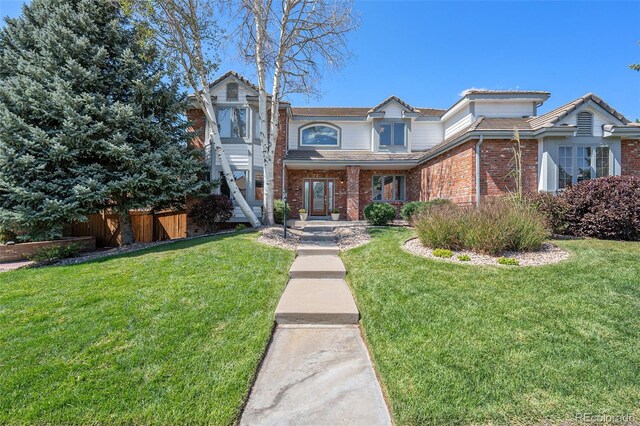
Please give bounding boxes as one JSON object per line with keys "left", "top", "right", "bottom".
{"left": 282, "top": 159, "right": 287, "bottom": 237}
{"left": 475, "top": 135, "right": 484, "bottom": 207}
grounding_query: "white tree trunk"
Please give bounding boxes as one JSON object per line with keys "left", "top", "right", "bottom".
{"left": 253, "top": 0, "right": 275, "bottom": 225}
{"left": 200, "top": 85, "right": 261, "bottom": 227}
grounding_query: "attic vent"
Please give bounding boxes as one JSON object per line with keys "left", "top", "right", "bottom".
{"left": 226, "top": 83, "right": 238, "bottom": 101}
{"left": 576, "top": 111, "right": 593, "bottom": 136}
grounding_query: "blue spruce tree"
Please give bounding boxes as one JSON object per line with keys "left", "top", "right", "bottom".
{"left": 0, "top": 0, "right": 208, "bottom": 243}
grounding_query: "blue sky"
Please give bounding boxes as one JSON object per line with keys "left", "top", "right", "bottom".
{"left": 2, "top": 0, "right": 639, "bottom": 118}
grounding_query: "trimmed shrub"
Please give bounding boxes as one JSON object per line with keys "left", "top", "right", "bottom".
{"left": 188, "top": 194, "right": 234, "bottom": 232}
{"left": 497, "top": 257, "right": 519, "bottom": 266}
{"left": 432, "top": 248, "right": 453, "bottom": 258}
{"left": 457, "top": 254, "right": 471, "bottom": 261}
{"left": 28, "top": 243, "right": 80, "bottom": 264}
{"left": 561, "top": 176, "right": 640, "bottom": 240}
{"left": 274, "top": 199, "right": 291, "bottom": 224}
{"left": 364, "top": 203, "right": 397, "bottom": 226}
{"left": 415, "top": 199, "right": 550, "bottom": 255}
{"left": 524, "top": 191, "right": 569, "bottom": 235}
{"left": 400, "top": 199, "right": 452, "bottom": 221}
{"left": 235, "top": 224, "right": 247, "bottom": 232}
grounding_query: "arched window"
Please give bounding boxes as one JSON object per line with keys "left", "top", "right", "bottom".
{"left": 300, "top": 124, "right": 339, "bottom": 146}
{"left": 226, "top": 82, "right": 238, "bottom": 101}
{"left": 576, "top": 111, "right": 593, "bottom": 136}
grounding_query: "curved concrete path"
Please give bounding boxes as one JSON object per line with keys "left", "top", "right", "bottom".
{"left": 241, "top": 224, "right": 391, "bottom": 426}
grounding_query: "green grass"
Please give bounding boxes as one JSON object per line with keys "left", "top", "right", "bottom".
{"left": 342, "top": 228, "right": 640, "bottom": 425}
{"left": 0, "top": 232, "right": 294, "bottom": 425}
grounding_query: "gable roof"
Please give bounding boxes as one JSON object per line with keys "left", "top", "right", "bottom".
{"left": 528, "top": 93, "right": 630, "bottom": 129}
{"left": 368, "top": 95, "right": 418, "bottom": 113}
{"left": 208, "top": 70, "right": 260, "bottom": 93}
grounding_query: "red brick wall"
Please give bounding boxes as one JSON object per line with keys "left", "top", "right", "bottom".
{"left": 408, "top": 141, "right": 476, "bottom": 204}
{"left": 622, "top": 139, "right": 640, "bottom": 177}
{"left": 186, "top": 108, "right": 206, "bottom": 149}
{"left": 346, "top": 166, "right": 361, "bottom": 220}
{"left": 0, "top": 237, "right": 96, "bottom": 262}
{"left": 479, "top": 139, "right": 538, "bottom": 199}
{"left": 358, "top": 169, "right": 414, "bottom": 219}
{"left": 273, "top": 109, "right": 288, "bottom": 199}
{"left": 285, "top": 170, "right": 347, "bottom": 219}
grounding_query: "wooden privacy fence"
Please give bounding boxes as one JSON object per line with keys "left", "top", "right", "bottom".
{"left": 65, "top": 210, "right": 187, "bottom": 247}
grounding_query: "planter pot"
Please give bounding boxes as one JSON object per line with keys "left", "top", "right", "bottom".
{"left": 331, "top": 213, "right": 340, "bottom": 221}
{"left": 300, "top": 213, "right": 308, "bottom": 221}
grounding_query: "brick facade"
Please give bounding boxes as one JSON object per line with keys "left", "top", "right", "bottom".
{"left": 408, "top": 141, "right": 476, "bottom": 204}
{"left": 285, "top": 170, "right": 348, "bottom": 219}
{"left": 478, "top": 139, "right": 538, "bottom": 199}
{"left": 273, "top": 109, "right": 288, "bottom": 199}
{"left": 358, "top": 169, "right": 415, "bottom": 219}
{"left": 186, "top": 108, "right": 206, "bottom": 149}
{"left": 346, "top": 166, "right": 360, "bottom": 220}
{"left": 622, "top": 139, "right": 640, "bottom": 177}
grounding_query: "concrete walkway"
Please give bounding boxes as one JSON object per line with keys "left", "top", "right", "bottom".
{"left": 241, "top": 224, "right": 391, "bottom": 426}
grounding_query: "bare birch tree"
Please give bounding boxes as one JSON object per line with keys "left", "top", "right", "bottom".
{"left": 238, "top": 0, "right": 358, "bottom": 224}
{"left": 123, "top": 0, "right": 261, "bottom": 227}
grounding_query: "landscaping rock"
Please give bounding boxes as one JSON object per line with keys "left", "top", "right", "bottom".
{"left": 404, "top": 238, "right": 570, "bottom": 267}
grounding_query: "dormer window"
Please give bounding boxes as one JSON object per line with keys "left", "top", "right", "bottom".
{"left": 301, "top": 124, "right": 339, "bottom": 146}
{"left": 379, "top": 122, "right": 405, "bottom": 146}
{"left": 577, "top": 111, "right": 593, "bottom": 136}
{"left": 226, "top": 82, "right": 239, "bottom": 101}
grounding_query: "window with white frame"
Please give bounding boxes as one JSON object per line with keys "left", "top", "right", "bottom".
{"left": 217, "top": 107, "right": 248, "bottom": 138}
{"left": 558, "top": 145, "right": 610, "bottom": 189}
{"left": 379, "top": 122, "right": 405, "bottom": 146}
{"left": 372, "top": 175, "right": 406, "bottom": 201}
{"left": 300, "top": 124, "right": 339, "bottom": 146}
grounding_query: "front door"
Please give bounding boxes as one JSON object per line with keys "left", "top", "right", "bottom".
{"left": 310, "top": 180, "right": 328, "bottom": 216}
{"left": 308, "top": 179, "right": 334, "bottom": 216}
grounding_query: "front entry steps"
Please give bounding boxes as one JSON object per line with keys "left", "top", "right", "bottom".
{"left": 275, "top": 279, "right": 359, "bottom": 324}
{"left": 289, "top": 255, "right": 346, "bottom": 279}
{"left": 241, "top": 224, "right": 391, "bottom": 425}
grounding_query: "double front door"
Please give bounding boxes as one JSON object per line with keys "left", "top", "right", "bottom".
{"left": 306, "top": 179, "right": 335, "bottom": 216}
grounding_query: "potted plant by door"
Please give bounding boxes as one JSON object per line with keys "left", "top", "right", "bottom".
{"left": 331, "top": 208, "right": 340, "bottom": 221}
{"left": 299, "top": 209, "right": 308, "bottom": 221}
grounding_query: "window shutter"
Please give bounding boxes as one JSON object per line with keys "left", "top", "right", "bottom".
{"left": 576, "top": 112, "right": 593, "bottom": 136}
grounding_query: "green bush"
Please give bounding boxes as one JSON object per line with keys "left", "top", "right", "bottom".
{"left": 457, "top": 254, "right": 471, "bottom": 261}
{"left": 235, "top": 224, "right": 247, "bottom": 232}
{"left": 0, "top": 227, "right": 17, "bottom": 244}
{"left": 524, "top": 191, "right": 569, "bottom": 235}
{"left": 497, "top": 257, "right": 519, "bottom": 266}
{"left": 27, "top": 243, "right": 80, "bottom": 264}
{"left": 364, "top": 203, "right": 397, "bottom": 226}
{"left": 274, "top": 200, "right": 291, "bottom": 225}
{"left": 400, "top": 199, "right": 452, "bottom": 221}
{"left": 432, "top": 248, "right": 453, "bottom": 258}
{"left": 415, "top": 199, "right": 550, "bottom": 255}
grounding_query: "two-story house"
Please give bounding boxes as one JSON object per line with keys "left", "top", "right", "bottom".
{"left": 188, "top": 71, "right": 640, "bottom": 221}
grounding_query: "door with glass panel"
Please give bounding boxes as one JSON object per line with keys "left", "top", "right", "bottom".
{"left": 305, "top": 179, "right": 334, "bottom": 216}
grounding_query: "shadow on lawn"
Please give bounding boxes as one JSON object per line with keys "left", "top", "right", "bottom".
{"left": 57, "top": 230, "right": 262, "bottom": 268}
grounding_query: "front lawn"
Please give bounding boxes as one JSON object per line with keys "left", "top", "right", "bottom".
{"left": 0, "top": 232, "right": 294, "bottom": 425}
{"left": 342, "top": 228, "right": 640, "bottom": 425}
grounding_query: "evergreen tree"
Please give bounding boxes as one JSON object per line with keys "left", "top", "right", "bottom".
{"left": 0, "top": 0, "right": 208, "bottom": 243}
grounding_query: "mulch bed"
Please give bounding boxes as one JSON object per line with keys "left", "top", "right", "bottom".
{"left": 403, "top": 237, "right": 570, "bottom": 267}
